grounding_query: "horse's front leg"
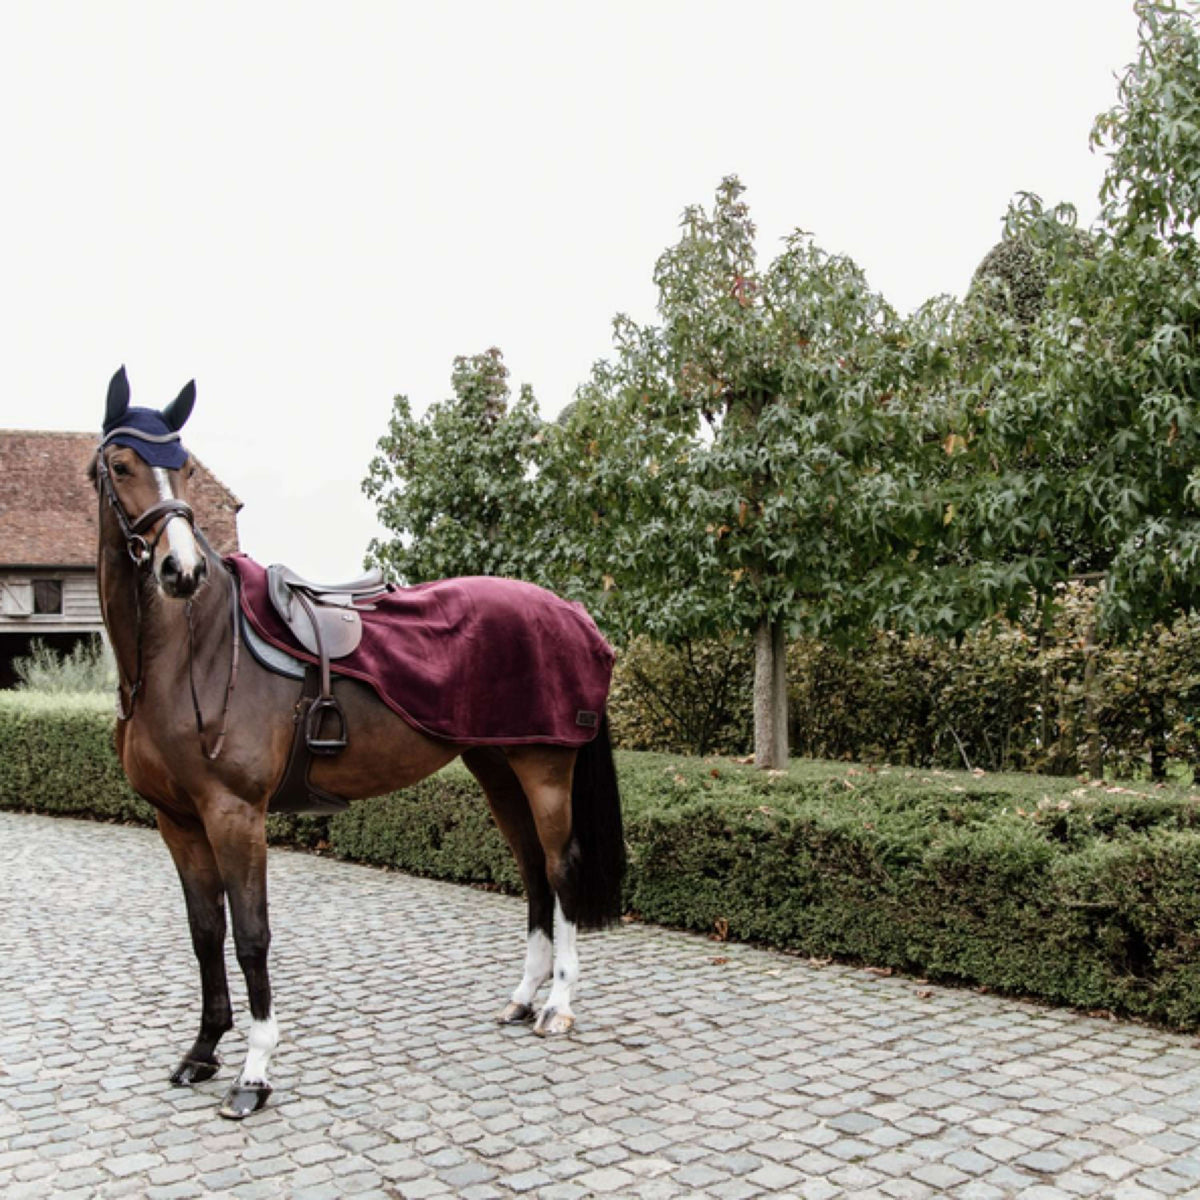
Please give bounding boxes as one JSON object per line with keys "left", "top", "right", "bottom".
{"left": 157, "top": 810, "right": 233, "bottom": 1086}
{"left": 203, "top": 794, "right": 277, "bottom": 1120}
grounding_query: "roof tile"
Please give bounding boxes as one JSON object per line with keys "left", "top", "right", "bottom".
{"left": 0, "top": 431, "right": 241, "bottom": 567}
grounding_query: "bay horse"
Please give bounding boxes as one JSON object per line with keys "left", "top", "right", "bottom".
{"left": 91, "top": 367, "right": 625, "bottom": 1119}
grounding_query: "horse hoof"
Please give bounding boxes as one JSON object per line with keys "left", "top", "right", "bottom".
{"left": 170, "top": 1057, "right": 220, "bottom": 1087}
{"left": 534, "top": 1007, "right": 575, "bottom": 1038}
{"left": 497, "top": 1002, "right": 535, "bottom": 1025}
{"left": 218, "top": 1082, "right": 272, "bottom": 1120}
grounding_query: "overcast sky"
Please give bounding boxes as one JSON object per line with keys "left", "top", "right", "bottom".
{"left": 1, "top": 1, "right": 1145, "bottom": 576}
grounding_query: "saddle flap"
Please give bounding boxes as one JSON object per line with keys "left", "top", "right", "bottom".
{"left": 304, "top": 602, "right": 363, "bottom": 659}
{"left": 266, "top": 565, "right": 366, "bottom": 659}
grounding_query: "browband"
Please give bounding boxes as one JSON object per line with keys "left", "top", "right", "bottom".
{"left": 101, "top": 426, "right": 184, "bottom": 446}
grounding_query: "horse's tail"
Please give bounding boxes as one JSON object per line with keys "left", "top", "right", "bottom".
{"left": 564, "top": 715, "right": 626, "bottom": 930}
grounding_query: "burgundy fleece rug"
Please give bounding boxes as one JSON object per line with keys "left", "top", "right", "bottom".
{"left": 226, "top": 554, "right": 613, "bottom": 747}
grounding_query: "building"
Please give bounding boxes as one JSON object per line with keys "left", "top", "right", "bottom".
{"left": 0, "top": 430, "right": 241, "bottom": 685}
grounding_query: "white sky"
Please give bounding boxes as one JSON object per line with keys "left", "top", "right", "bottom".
{"left": 1, "top": 0, "right": 1144, "bottom": 577}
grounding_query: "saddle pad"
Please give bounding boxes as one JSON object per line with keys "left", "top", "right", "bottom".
{"left": 226, "top": 554, "right": 614, "bottom": 747}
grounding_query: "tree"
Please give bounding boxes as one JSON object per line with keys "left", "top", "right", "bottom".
{"left": 546, "top": 178, "right": 933, "bottom": 767}
{"left": 933, "top": 2, "right": 1200, "bottom": 774}
{"left": 1093, "top": 0, "right": 1200, "bottom": 243}
{"left": 363, "top": 348, "right": 547, "bottom": 583}
{"left": 949, "top": 2, "right": 1200, "bottom": 631}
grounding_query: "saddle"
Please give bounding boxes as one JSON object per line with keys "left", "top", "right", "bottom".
{"left": 263, "top": 563, "right": 391, "bottom": 815}
{"left": 267, "top": 564, "right": 390, "bottom": 662}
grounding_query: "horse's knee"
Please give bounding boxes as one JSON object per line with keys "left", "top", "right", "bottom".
{"left": 189, "top": 913, "right": 226, "bottom": 962}
{"left": 232, "top": 919, "right": 271, "bottom": 987}
{"left": 228, "top": 898, "right": 271, "bottom": 960}
{"left": 234, "top": 929, "right": 270, "bottom": 975}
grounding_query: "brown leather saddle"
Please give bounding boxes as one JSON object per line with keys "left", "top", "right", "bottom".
{"left": 264, "top": 564, "right": 391, "bottom": 814}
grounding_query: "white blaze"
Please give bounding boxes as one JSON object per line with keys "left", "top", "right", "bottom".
{"left": 152, "top": 467, "right": 202, "bottom": 575}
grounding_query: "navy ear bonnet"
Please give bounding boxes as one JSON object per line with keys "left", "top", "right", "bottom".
{"left": 102, "top": 407, "right": 190, "bottom": 470}
{"left": 102, "top": 368, "right": 193, "bottom": 470}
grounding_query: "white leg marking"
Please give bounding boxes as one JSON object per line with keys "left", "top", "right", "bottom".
{"left": 153, "top": 467, "right": 202, "bottom": 574}
{"left": 239, "top": 1011, "right": 278, "bottom": 1086}
{"left": 544, "top": 900, "right": 579, "bottom": 1019}
{"left": 512, "top": 927, "right": 553, "bottom": 1008}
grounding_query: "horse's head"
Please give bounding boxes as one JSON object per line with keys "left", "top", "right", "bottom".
{"left": 95, "top": 366, "right": 209, "bottom": 600}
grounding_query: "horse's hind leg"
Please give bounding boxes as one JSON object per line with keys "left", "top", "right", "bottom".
{"left": 462, "top": 748, "right": 555, "bottom": 1025}
{"left": 156, "top": 811, "right": 233, "bottom": 1086}
{"left": 504, "top": 746, "right": 582, "bottom": 1038}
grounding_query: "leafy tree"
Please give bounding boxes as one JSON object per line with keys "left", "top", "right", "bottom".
{"left": 1081, "top": 0, "right": 1200, "bottom": 628}
{"left": 947, "top": 2, "right": 1200, "bottom": 632}
{"left": 933, "top": 2, "right": 1200, "bottom": 773}
{"left": 363, "top": 348, "right": 547, "bottom": 583}
{"left": 1093, "top": 0, "right": 1200, "bottom": 241}
{"left": 546, "top": 177, "right": 937, "bottom": 767}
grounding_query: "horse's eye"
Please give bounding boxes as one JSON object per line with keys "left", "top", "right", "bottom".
{"left": 112, "top": 461, "right": 131, "bottom": 478}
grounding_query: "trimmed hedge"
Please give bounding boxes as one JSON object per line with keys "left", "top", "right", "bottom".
{"left": 6, "top": 694, "right": 1200, "bottom": 1030}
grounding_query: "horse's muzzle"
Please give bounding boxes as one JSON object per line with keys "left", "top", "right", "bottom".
{"left": 159, "top": 551, "right": 209, "bottom": 599}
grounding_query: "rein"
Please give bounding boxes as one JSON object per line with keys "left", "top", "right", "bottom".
{"left": 186, "top": 543, "right": 242, "bottom": 762}
{"left": 96, "top": 447, "right": 240, "bottom": 760}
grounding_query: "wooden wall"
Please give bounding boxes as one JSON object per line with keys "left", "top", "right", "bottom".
{"left": 0, "top": 569, "right": 102, "bottom": 635}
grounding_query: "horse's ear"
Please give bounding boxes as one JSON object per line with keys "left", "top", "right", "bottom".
{"left": 162, "top": 380, "right": 196, "bottom": 432}
{"left": 105, "top": 366, "right": 130, "bottom": 427}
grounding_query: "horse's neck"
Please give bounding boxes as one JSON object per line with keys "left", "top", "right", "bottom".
{"left": 98, "top": 539, "right": 148, "bottom": 695}
{"left": 98, "top": 533, "right": 230, "bottom": 700}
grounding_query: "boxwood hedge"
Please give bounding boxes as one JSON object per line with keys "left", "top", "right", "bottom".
{"left": 5, "top": 693, "right": 1200, "bottom": 1030}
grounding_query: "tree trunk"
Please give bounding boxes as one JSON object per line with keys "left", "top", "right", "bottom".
{"left": 1037, "top": 599, "right": 1051, "bottom": 765}
{"left": 754, "top": 617, "right": 789, "bottom": 769}
{"left": 1083, "top": 617, "right": 1103, "bottom": 781}
{"left": 1149, "top": 693, "right": 1168, "bottom": 782}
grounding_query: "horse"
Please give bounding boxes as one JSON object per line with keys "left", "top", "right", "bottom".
{"left": 90, "top": 367, "right": 625, "bottom": 1119}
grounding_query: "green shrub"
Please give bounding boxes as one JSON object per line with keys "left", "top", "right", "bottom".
{"left": 13, "top": 637, "right": 117, "bottom": 695}
{"left": 608, "top": 635, "right": 753, "bottom": 756}
{"left": 616, "top": 585, "right": 1200, "bottom": 780}
{"left": 0, "top": 693, "right": 150, "bottom": 823}
{"left": 322, "top": 769, "right": 521, "bottom": 891}
{"left": 7, "top": 694, "right": 1200, "bottom": 1030}
{"left": 619, "top": 753, "right": 1200, "bottom": 1028}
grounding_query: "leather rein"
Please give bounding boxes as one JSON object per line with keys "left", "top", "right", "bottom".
{"left": 95, "top": 444, "right": 240, "bottom": 760}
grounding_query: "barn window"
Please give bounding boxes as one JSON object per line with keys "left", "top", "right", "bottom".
{"left": 33, "top": 579, "right": 63, "bottom": 615}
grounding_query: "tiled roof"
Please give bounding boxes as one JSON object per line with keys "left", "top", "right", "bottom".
{"left": 0, "top": 431, "right": 241, "bottom": 567}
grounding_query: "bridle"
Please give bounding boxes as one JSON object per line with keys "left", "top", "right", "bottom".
{"left": 95, "top": 431, "right": 197, "bottom": 567}
{"left": 95, "top": 439, "right": 240, "bottom": 759}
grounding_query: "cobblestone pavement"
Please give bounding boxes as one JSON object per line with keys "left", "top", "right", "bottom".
{"left": 4, "top": 812, "right": 1200, "bottom": 1199}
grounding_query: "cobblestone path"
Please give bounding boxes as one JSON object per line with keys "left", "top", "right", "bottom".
{"left": 3, "top": 811, "right": 1200, "bottom": 1199}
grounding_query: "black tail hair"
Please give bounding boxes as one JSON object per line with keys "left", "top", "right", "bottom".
{"left": 562, "top": 716, "right": 626, "bottom": 930}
